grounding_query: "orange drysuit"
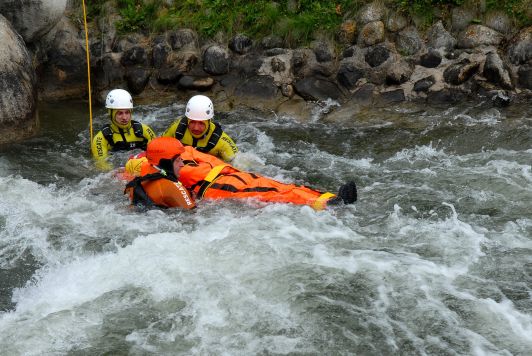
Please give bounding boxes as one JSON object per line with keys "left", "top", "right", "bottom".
{"left": 132, "top": 146, "right": 336, "bottom": 210}
{"left": 125, "top": 164, "right": 196, "bottom": 209}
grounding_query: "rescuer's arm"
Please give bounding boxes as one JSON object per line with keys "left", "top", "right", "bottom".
{"left": 91, "top": 131, "right": 113, "bottom": 171}
{"left": 215, "top": 132, "right": 239, "bottom": 162}
{"left": 142, "top": 123, "right": 157, "bottom": 141}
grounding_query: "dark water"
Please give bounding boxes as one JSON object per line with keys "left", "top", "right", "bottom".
{"left": 0, "top": 99, "right": 531, "bottom": 355}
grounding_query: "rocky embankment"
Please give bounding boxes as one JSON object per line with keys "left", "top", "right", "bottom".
{"left": 0, "top": 1, "right": 531, "bottom": 144}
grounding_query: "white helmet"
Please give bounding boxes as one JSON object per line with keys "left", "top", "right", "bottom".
{"left": 105, "top": 89, "right": 133, "bottom": 109}
{"left": 185, "top": 95, "right": 214, "bottom": 121}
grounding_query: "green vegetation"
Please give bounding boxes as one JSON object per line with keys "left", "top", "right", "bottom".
{"left": 83, "top": 0, "right": 531, "bottom": 45}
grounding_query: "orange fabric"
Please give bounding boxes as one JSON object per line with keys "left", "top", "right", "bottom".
{"left": 174, "top": 146, "right": 332, "bottom": 209}
{"left": 202, "top": 172, "right": 323, "bottom": 206}
{"left": 130, "top": 164, "right": 196, "bottom": 209}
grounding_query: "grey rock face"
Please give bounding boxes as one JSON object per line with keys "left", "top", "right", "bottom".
{"left": 357, "top": 2, "right": 387, "bottom": 25}
{"left": 483, "top": 52, "right": 513, "bottom": 89}
{"left": 443, "top": 59, "right": 480, "bottom": 85}
{"left": 457, "top": 25, "right": 503, "bottom": 48}
{"left": 203, "top": 45, "right": 230, "bottom": 75}
{"left": 229, "top": 34, "right": 253, "bottom": 55}
{"left": 427, "top": 21, "right": 457, "bottom": 51}
{"left": 507, "top": 27, "right": 532, "bottom": 65}
{"left": 358, "top": 21, "right": 385, "bottom": 47}
{"left": 0, "top": 0, "right": 67, "bottom": 43}
{"left": 396, "top": 27, "right": 423, "bottom": 56}
{"left": 0, "top": 15, "right": 37, "bottom": 144}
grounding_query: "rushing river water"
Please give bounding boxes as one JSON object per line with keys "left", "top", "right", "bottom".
{"left": 0, "top": 98, "right": 531, "bottom": 355}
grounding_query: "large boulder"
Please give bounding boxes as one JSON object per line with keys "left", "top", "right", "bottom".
{"left": 507, "top": 27, "right": 532, "bottom": 65}
{"left": 0, "top": 15, "right": 37, "bottom": 144}
{"left": 0, "top": 0, "right": 67, "bottom": 43}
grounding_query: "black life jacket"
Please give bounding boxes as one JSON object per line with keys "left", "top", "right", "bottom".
{"left": 102, "top": 120, "right": 147, "bottom": 151}
{"left": 124, "top": 172, "right": 179, "bottom": 209}
{"left": 174, "top": 118, "right": 224, "bottom": 154}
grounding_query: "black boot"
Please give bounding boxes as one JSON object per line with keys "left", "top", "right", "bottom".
{"left": 329, "top": 181, "right": 357, "bottom": 205}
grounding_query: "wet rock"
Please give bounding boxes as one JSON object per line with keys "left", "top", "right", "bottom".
{"left": 112, "top": 34, "right": 144, "bottom": 53}
{"left": 427, "top": 21, "right": 457, "bottom": 52}
{"left": 121, "top": 46, "right": 149, "bottom": 66}
{"left": 444, "top": 59, "right": 480, "bottom": 85}
{"left": 490, "top": 90, "right": 511, "bottom": 107}
{"left": 40, "top": 17, "right": 86, "bottom": 92}
{"left": 342, "top": 46, "right": 356, "bottom": 58}
{"left": 156, "top": 66, "right": 182, "bottom": 84}
{"left": 365, "top": 45, "right": 390, "bottom": 67}
{"left": 351, "top": 83, "right": 375, "bottom": 104}
{"left": 377, "top": 88, "right": 405, "bottom": 105}
{"left": 457, "top": 25, "right": 503, "bottom": 49}
{"left": 386, "top": 12, "right": 407, "bottom": 33}
{"left": 126, "top": 67, "right": 150, "bottom": 95}
{"left": 0, "top": 15, "right": 37, "bottom": 144}
{"left": 168, "top": 29, "right": 198, "bottom": 51}
{"left": 311, "top": 40, "right": 334, "bottom": 63}
{"left": 517, "top": 65, "right": 532, "bottom": 89}
{"left": 234, "top": 76, "right": 278, "bottom": 100}
{"left": 167, "top": 51, "right": 198, "bottom": 73}
{"left": 261, "top": 35, "right": 284, "bottom": 50}
{"left": 483, "top": 52, "right": 513, "bottom": 90}
{"left": 281, "top": 83, "right": 294, "bottom": 97}
{"left": 386, "top": 59, "right": 413, "bottom": 85}
{"left": 413, "top": 75, "right": 436, "bottom": 92}
{"left": 258, "top": 53, "right": 292, "bottom": 84}
{"left": 359, "top": 21, "right": 385, "bottom": 47}
{"left": 294, "top": 76, "right": 343, "bottom": 101}
{"left": 420, "top": 49, "right": 442, "bottom": 68}
{"left": 337, "top": 61, "right": 365, "bottom": 90}
{"left": 229, "top": 34, "right": 253, "bottom": 55}
{"left": 178, "top": 75, "right": 214, "bottom": 91}
{"left": 232, "top": 55, "right": 264, "bottom": 78}
{"left": 94, "top": 53, "right": 124, "bottom": 90}
{"left": 507, "top": 27, "right": 532, "bottom": 65}
{"left": 152, "top": 43, "right": 171, "bottom": 69}
{"left": 203, "top": 45, "right": 230, "bottom": 75}
{"left": 337, "top": 20, "right": 357, "bottom": 45}
{"left": 427, "top": 88, "right": 462, "bottom": 104}
{"left": 396, "top": 27, "right": 423, "bottom": 56}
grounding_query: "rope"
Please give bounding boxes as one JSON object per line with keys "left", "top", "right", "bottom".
{"left": 81, "top": 0, "right": 94, "bottom": 145}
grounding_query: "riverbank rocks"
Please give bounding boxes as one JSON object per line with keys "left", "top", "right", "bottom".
{"left": 0, "top": 15, "right": 37, "bottom": 145}
{"left": 0, "top": 1, "right": 530, "bottom": 143}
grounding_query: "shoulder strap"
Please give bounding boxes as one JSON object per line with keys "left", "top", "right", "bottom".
{"left": 174, "top": 117, "right": 188, "bottom": 140}
{"left": 101, "top": 124, "right": 114, "bottom": 146}
{"left": 131, "top": 120, "right": 144, "bottom": 139}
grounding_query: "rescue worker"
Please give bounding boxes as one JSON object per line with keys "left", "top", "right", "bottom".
{"left": 91, "top": 88, "right": 156, "bottom": 170}
{"left": 125, "top": 137, "right": 357, "bottom": 211}
{"left": 162, "top": 95, "right": 238, "bottom": 162}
